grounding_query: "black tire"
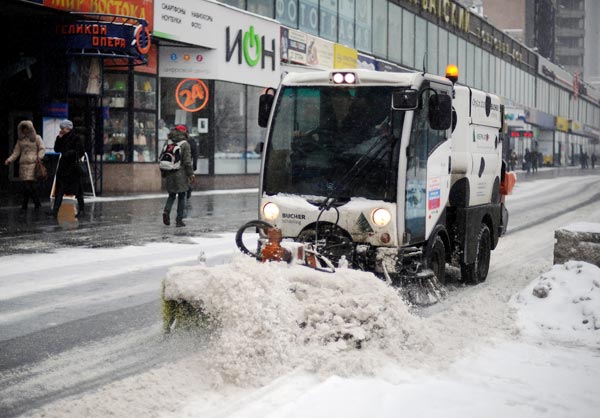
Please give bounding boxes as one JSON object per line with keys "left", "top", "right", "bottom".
{"left": 461, "top": 224, "right": 491, "bottom": 284}
{"left": 426, "top": 236, "right": 447, "bottom": 285}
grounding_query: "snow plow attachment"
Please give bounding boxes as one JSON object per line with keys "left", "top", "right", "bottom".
{"left": 161, "top": 222, "right": 449, "bottom": 333}
{"left": 162, "top": 221, "right": 337, "bottom": 333}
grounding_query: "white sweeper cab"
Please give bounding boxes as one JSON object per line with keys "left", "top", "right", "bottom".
{"left": 236, "top": 65, "right": 516, "bottom": 304}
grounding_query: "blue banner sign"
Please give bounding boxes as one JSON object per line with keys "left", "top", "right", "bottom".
{"left": 54, "top": 15, "right": 150, "bottom": 61}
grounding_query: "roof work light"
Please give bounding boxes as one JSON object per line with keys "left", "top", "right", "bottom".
{"left": 331, "top": 72, "right": 357, "bottom": 84}
{"left": 445, "top": 64, "right": 459, "bottom": 84}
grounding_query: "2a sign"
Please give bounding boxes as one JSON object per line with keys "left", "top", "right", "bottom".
{"left": 175, "top": 78, "right": 209, "bottom": 112}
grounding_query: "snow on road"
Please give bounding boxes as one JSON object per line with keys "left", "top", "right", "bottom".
{"left": 2, "top": 175, "right": 599, "bottom": 418}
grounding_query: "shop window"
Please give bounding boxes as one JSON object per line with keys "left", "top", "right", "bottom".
{"left": 215, "top": 81, "right": 246, "bottom": 174}
{"left": 438, "top": 28, "right": 448, "bottom": 76}
{"left": 133, "top": 112, "right": 156, "bottom": 162}
{"left": 427, "top": 22, "right": 438, "bottom": 75}
{"left": 103, "top": 73, "right": 128, "bottom": 109}
{"left": 402, "top": 10, "right": 414, "bottom": 68}
{"left": 338, "top": 0, "right": 354, "bottom": 47}
{"left": 466, "top": 43, "right": 475, "bottom": 87}
{"left": 299, "top": 0, "right": 319, "bottom": 36}
{"left": 69, "top": 58, "right": 101, "bottom": 95}
{"left": 414, "top": 17, "right": 426, "bottom": 70}
{"left": 102, "top": 71, "right": 158, "bottom": 163}
{"left": 220, "top": 0, "right": 244, "bottom": 8}
{"left": 388, "top": 4, "right": 402, "bottom": 63}
{"left": 247, "top": 0, "right": 274, "bottom": 18}
{"left": 159, "top": 78, "right": 211, "bottom": 174}
{"left": 276, "top": 0, "right": 299, "bottom": 28}
{"left": 320, "top": 0, "right": 338, "bottom": 42}
{"left": 372, "top": 0, "right": 387, "bottom": 58}
{"left": 355, "top": 0, "right": 372, "bottom": 52}
{"left": 134, "top": 75, "right": 156, "bottom": 110}
{"left": 104, "top": 109, "right": 128, "bottom": 162}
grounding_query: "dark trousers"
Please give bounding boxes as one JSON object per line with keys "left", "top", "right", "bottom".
{"left": 21, "top": 181, "right": 41, "bottom": 209}
{"left": 164, "top": 192, "right": 186, "bottom": 221}
{"left": 52, "top": 180, "right": 84, "bottom": 215}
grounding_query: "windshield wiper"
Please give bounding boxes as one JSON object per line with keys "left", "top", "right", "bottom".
{"left": 319, "top": 134, "right": 397, "bottom": 210}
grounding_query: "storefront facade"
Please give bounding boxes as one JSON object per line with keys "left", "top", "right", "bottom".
{"left": 153, "top": 0, "right": 280, "bottom": 189}
{"left": 2, "top": 0, "right": 599, "bottom": 198}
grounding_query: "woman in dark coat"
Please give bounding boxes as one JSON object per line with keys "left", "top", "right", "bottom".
{"left": 163, "top": 126, "right": 194, "bottom": 227}
{"left": 50, "top": 119, "right": 85, "bottom": 218}
{"left": 4, "top": 120, "right": 46, "bottom": 212}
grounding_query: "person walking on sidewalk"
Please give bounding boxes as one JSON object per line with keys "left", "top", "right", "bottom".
{"left": 524, "top": 148, "right": 532, "bottom": 174}
{"left": 49, "top": 119, "right": 85, "bottom": 218}
{"left": 4, "top": 120, "right": 46, "bottom": 214}
{"left": 162, "top": 125, "right": 194, "bottom": 227}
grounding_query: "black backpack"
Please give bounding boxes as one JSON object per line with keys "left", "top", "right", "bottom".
{"left": 159, "top": 140, "right": 182, "bottom": 171}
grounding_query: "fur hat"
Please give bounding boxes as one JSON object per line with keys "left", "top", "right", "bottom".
{"left": 59, "top": 119, "right": 74, "bottom": 130}
{"left": 18, "top": 120, "right": 37, "bottom": 142}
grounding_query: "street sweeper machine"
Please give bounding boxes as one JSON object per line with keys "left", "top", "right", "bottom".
{"left": 234, "top": 65, "right": 516, "bottom": 304}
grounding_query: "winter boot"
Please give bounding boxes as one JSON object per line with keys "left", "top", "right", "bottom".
{"left": 175, "top": 219, "right": 186, "bottom": 227}
{"left": 163, "top": 211, "right": 170, "bottom": 226}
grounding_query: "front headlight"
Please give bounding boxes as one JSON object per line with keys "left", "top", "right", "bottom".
{"left": 262, "top": 202, "right": 280, "bottom": 221}
{"left": 371, "top": 208, "right": 392, "bottom": 227}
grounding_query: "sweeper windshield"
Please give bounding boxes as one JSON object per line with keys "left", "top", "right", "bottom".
{"left": 263, "top": 85, "right": 404, "bottom": 202}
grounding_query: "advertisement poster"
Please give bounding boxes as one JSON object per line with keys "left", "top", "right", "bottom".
{"left": 305, "top": 35, "right": 334, "bottom": 69}
{"left": 333, "top": 43, "right": 357, "bottom": 69}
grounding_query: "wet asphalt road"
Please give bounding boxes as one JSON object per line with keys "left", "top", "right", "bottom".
{"left": 0, "top": 190, "right": 259, "bottom": 257}
{"left": 0, "top": 166, "right": 595, "bottom": 257}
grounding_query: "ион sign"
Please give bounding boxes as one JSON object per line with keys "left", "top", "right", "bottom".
{"left": 225, "top": 25, "right": 277, "bottom": 71}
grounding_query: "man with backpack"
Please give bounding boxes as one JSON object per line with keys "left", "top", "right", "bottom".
{"left": 159, "top": 125, "right": 194, "bottom": 227}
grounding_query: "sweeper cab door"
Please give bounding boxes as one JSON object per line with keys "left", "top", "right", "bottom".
{"left": 401, "top": 83, "right": 453, "bottom": 246}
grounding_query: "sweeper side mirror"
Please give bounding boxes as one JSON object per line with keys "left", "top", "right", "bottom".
{"left": 258, "top": 87, "right": 276, "bottom": 128}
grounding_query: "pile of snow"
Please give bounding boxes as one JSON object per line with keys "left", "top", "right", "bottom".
{"left": 512, "top": 260, "right": 600, "bottom": 347}
{"left": 164, "top": 256, "right": 432, "bottom": 385}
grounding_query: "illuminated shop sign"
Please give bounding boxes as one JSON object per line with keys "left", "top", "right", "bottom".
{"left": 54, "top": 16, "right": 150, "bottom": 61}
{"left": 175, "top": 78, "right": 209, "bottom": 112}
{"left": 43, "top": 0, "right": 154, "bottom": 30}
{"left": 509, "top": 130, "right": 533, "bottom": 138}
{"left": 225, "top": 25, "right": 276, "bottom": 71}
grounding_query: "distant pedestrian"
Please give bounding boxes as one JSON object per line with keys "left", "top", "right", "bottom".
{"left": 509, "top": 149, "right": 517, "bottom": 171}
{"left": 524, "top": 148, "right": 532, "bottom": 174}
{"left": 592, "top": 153, "right": 597, "bottom": 169}
{"left": 4, "top": 120, "right": 46, "bottom": 214}
{"left": 161, "top": 125, "right": 194, "bottom": 227}
{"left": 49, "top": 119, "right": 85, "bottom": 218}
{"left": 532, "top": 150, "right": 539, "bottom": 173}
